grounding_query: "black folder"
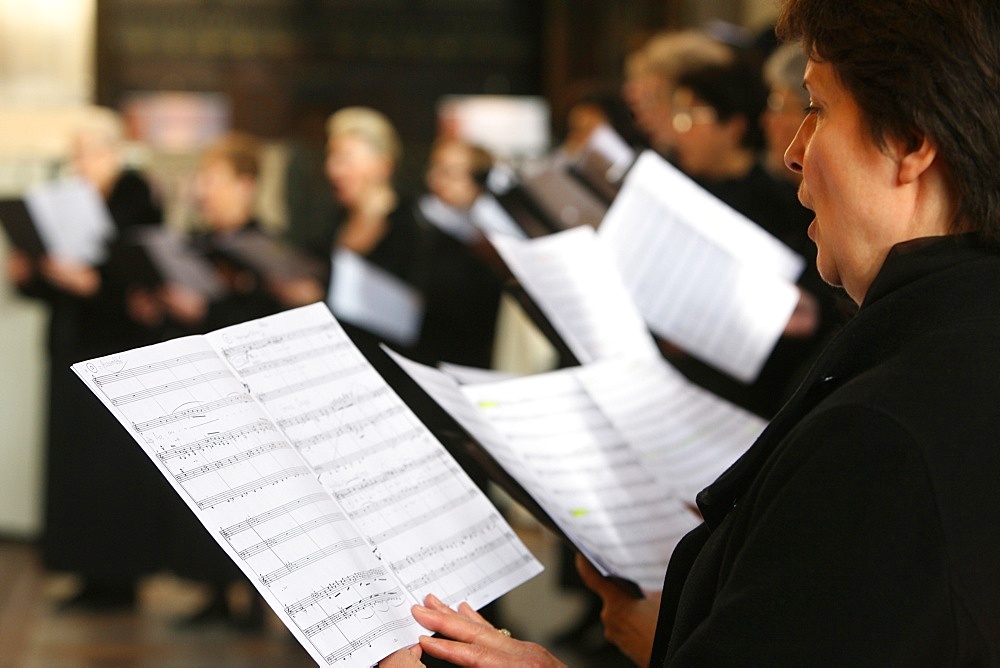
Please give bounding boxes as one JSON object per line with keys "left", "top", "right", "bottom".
{"left": 0, "top": 199, "right": 46, "bottom": 256}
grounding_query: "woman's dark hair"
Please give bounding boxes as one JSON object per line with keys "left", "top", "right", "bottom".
{"left": 676, "top": 55, "right": 769, "bottom": 152}
{"left": 777, "top": 0, "right": 1000, "bottom": 240}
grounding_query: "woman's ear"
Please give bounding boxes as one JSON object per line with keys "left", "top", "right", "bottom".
{"left": 897, "top": 134, "right": 938, "bottom": 185}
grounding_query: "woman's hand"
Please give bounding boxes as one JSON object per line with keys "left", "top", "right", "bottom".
{"left": 338, "top": 183, "right": 396, "bottom": 255}
{"left": 576, "top": 554, "right": 661, "bottom": 667}
{"left": 402, "top": 593, "right": 568, "bottom": 667}
{"left": 159, "top": 284, "right": 207, "bottom": 326}
{"left": 5, "top": 249, "right": 34, "bottom": 286}
{"left": 783, "top": 287, "right": 820, "bottom": 338}
{"left": 266, "top": 277, "right": 324, "bottom": 308}
{"left": 40, "top": 256, "right": 100, "bottom": 297}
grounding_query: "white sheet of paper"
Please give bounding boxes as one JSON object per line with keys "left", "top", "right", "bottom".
{"left": 469, "top": 193, "right": 527, "bottom": 239}
{"left": 385, "top": 348, "right": 699, "bottom": 593}
{"left": 490, "top": 227, "right": 660, "bottom": 365}
{"left": 437, "top": 361, "right": 521, "bottom": 386}
{"left": 598, "top": 150, "right": 804, "bottom": 382}
{"left": 24, "top": 176, "right": 116, "bottom": 264}
{"left": 583, "top": 124, "right": 637, "bottom": 182}
{"left": 576, "top": 356, "right": 766, "bottom": 501}
{"left": 328, "top": 248, "right": 424, "bottom": 347}
{"left": 72, "top": 303, "right": 541, "bottom": 667}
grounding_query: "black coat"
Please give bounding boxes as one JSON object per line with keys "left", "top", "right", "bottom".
{"left": 34, "top": 170, "right": 169, "bottom": 583}
{"left": 652, "top": 235, "right": 1000, "bottom": 666}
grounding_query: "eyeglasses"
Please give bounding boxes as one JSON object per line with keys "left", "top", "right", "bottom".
{"left": 671, "top": 106, "right": 717, "bottom": 133}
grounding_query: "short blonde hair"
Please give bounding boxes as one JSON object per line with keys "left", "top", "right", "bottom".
{"left": 326, "top": 107, "right": 402, "bottom": 164}
{"left": 74, "top": 106, "right": 126, "bottom": 147}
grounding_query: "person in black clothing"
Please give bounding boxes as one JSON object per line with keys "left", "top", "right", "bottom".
{"left": 381, "top": 0, "right": 1000, "bottom": 665}
{"left": 6, "top": 106, "right": 167, "bottom": 609}
{"left": 414, "top": 137, "right": 505, "bottom": 370}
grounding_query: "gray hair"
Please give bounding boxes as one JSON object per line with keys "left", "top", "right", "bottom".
{"left": 764, "top": 43, "right": 809, "bottom": 105}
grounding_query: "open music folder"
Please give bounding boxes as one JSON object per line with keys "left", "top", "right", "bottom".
{"left": 384, "top": 348, "right": 766, "bottom": 595}
{"left": 24, "top": 176, "right": 116, "bottom": 264}
{"left": 71, "top": 302, "right": 542, "bottom": 668}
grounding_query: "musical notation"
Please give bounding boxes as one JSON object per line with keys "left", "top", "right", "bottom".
{"left": 237, "top": 512, "right": 347, "bottom": 560}
{"left": 302, "top": 591, "right": 408, "bottom": 638}
{"left": 220, "top": 491, "right": 329, "bottom": 539}
{"left": 72, "top": 303, "right": 541, "bottom": 667}
{"left": 308, "top": 427, "right": 423, "bottom": 472}
{"left": 157, "top": 420, "right": 278, "bottom": 462}
{"left": 174, "top": 440, "right": 289, "bottom": 484}
{"left": 132, "top": 393, "right": 252, "bottom": 432}
{"left": 196, "top": 466, "right": 313, "bottom": 510}
{"left": 90, "top": 349, "right": 219, "bottom": 386}
{"left": 259, "top": 537, "right": 368, "bottom": 586}
{"left": 255, "top": 363, "right": 369, "bottom": 404}
{"left": 323, "top": 618, "right": 420, "bottom": 665}
{"left": 284, "top": 567, "right": 389, "bottom": 616}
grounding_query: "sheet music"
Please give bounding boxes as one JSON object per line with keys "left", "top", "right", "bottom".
{"left": 385, "top": 348, "right": 698, "bottom": 593}
{"left": 490, "top": 227, "right": 660, "bottom": 365}
{"left": 437, "top": 362, "right": 521, "bottom": 386}
{"left": 576, "top": 356, "right": 766, "bottom": 500}
{"left": 598, "top": 151, "right": 804, "bottom": 382}
{"left": 24, "top": 176, "right": 116, "bottom": 264}
{"left": 72, "top": 303, "right": 540, "bottom": 667}
{"left": 327, "top": 248, "right": 424, "bottom": 347}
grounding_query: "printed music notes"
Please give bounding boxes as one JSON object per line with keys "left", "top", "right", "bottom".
{"left": 385, "top": 348, "right": 766, "bottom": 593}
{"left": 72, "top": 302, "right": 541, "bottom": 667}
{"left": 598, "top": 151, "right": 804, "bottom": 382}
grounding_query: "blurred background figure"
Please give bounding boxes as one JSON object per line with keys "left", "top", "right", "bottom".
{"left": 621, "top": 29, "right": 734, "bottom": 158}
{"left": 419, "top": 136, "right": 500, "bottom": 243}
{"left": 5, "top": 106, "right": 167, "bottom": 611}
{"left": 415, "top": 136, "right": 506, "bottom": 370}
{"left": 320, "top": 106, "right": 506, "bottom": 369}
{"left": 322, "top": 106, "right": 415, "bottom": 266}
{"left": 157, "top": 131, "right": 323, "bottom": 334}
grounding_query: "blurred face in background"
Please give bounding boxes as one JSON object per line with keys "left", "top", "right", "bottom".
{"left": 426, "top": 141, "right": 480, "bottom": 210}
{"left": 622, "top": 52, "right": 674, "bottom": 151}
{"left": 325, "top": 133, "right": 393, "bottom": 210}
{"left": 669, "top": 87, "right": 743, "bottom": 179}
{"left": 195, "top": 156, "right": 255, "bottom": 233}
{"left": 71, "top": 131, "right": 124, "bottom": 197}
